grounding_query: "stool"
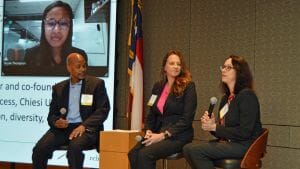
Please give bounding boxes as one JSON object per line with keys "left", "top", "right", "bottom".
{"left": 56, "top": 145, "right": 70, "bottom": 159}
{"left": 10, "top": 162, "right": 16, "bottom": 169}
{"left": 213, "top": 128, "right": 269, "bottom": 169}
{"left": 56, "top": 144, "right": 97, "bottom": 160}
{"left": 213, "top": 159, "right": 241, "bottom": 169}
{"left": 162, "top": 153, "right": 183, "bottom": 169}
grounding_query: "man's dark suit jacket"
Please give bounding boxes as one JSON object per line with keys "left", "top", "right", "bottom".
{"left": 145, "top": 81, "right": 197, "bottom": 143}
{"left": 47, "top": 75, "right": 110, "bottom": 133}
{"left": 212, "top": 88, "right": 263, "bottom": 146}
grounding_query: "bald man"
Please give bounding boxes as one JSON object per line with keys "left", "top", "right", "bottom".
{"left": 32, "top": 53, "right": 110, "bottom": 169}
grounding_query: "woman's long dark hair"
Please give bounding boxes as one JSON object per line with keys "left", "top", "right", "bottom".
{"left": 38, "top": 0, "right": 73, "bottom": 65}
{"left": 221, "top": 55, "right": 254, "bottom": 96}
{"left": 160, "top": 50, "right": 192, "bottom": 96}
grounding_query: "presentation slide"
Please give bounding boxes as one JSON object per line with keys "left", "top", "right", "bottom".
{"left": 0, "top": 0, "right": 117, "bottom": 168}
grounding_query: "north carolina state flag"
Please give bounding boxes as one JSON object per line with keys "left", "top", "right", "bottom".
{"left": 127, "top": 0, "right": 143, "bottom": 130}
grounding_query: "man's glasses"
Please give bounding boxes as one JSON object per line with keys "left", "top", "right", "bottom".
{"left": 44, "top": 18, "right": 70, "bottom": 31}
{"left": 220, "top": 65, "right": 234, "bottom": 71}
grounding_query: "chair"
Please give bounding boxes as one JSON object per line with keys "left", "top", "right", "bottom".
{"left": 56, "top": 145, "right": 70, "bottom": 159}
{"left": 162, "top": 153, "right": 184, "bottom": 169}
{"left": 214, "top": 128, "right": 269, "bottom": 169}
{"left": 6, "top": 48, "right": 25, "bottom": 62}
{"left": 56, "top": 144, "right": 98, "bottom": 160}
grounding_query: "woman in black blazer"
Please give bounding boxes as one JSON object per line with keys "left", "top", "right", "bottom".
{"left": 183, "top": 55, "right": 263, "bottom": 169}
{"left": 128, "top": 50, "right": 197, "bottom": 169}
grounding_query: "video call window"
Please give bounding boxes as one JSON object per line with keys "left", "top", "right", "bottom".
{"left": 1, "top": 0, "right": 110, "bottom": 76}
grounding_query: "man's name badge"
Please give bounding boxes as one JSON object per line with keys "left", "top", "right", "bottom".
{"left": 81, "top": 94, "right": 93, "bottom": 106}
{"left": 147, "top": 95, "right": 157, "bottom": 106}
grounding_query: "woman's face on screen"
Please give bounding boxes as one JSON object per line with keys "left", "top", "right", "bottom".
{"left": 44, "top": 7, "right": 70, "bottom": 49}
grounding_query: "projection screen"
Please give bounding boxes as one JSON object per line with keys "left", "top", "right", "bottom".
{"left": 0, "top": 0, "right": 117, "bottom": 168}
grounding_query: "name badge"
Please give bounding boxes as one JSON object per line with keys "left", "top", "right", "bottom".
{"left": 147, "top": 95, "right": 157, "bottom": 106}
{"left": 81, "top": 94, "right": 93, "bottom": 106}
{"left": 219, "top": 103, "right": 229, "bottom": 119}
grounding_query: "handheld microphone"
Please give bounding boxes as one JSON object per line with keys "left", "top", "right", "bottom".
{"left": 208, "top": 97, "right": 218, "bottom": 118}
{"left": 60, "top": 107, "right": 67, "bottom": 119}
{"left": 135, "top": 135, "right": 146, "bottom": 142}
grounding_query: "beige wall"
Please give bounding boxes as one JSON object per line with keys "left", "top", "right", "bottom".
{"left": 115, "top": 0, "right": 300, "bottom": 168}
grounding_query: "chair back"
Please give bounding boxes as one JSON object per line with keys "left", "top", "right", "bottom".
{"left": 240, "top": 128, "right": 269, "bottom": 168}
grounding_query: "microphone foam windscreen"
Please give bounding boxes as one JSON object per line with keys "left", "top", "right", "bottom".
{"left": 210, "top": 97, "right": 218, "bottom": 105}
